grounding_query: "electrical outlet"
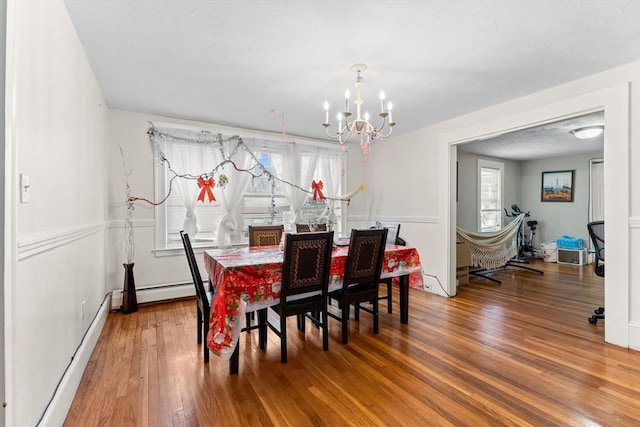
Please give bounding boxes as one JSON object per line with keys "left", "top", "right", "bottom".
{"left": 81, "top": 301, "right": 86, "bottom": 320}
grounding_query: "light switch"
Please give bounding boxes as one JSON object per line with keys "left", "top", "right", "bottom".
{"left": 20, "top": 174, "right": 30, "bottom": 203}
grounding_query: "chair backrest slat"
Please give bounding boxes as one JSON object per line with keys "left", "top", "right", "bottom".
{"left": 295, "top": 223, "right": 328, "bottom": 233}
{"left": 180, "top": 231, "right": 209, "bottom": 309}
{"left": 281, "top": 231, "right": 334, "bottom": 299}
{"left": 248, "top": 225, "right": 285, "bottom": 247}
{"left": 343, "top": 228, "right": 387, "bottom": 289}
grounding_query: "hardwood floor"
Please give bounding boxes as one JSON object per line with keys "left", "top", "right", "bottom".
{"left": 64, "top": 260, "right": 640, "bottom": 426}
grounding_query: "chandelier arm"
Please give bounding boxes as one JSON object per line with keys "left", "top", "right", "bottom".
{"left": 378, "top": 126, "right": 394, "bottom": 138}
{"left": 325, "top": 126, "right": 339, "bottom": 139}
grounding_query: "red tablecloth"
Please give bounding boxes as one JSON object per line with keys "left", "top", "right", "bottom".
{"left": 204, "top": 244, "right": 422, "bottom": 359}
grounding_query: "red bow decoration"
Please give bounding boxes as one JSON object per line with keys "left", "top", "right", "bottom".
{"left": 311, "top": 180, "right": 325, "bottom": 201}
{"left": 197, "top": 176, "right": 216, "bottom": 202}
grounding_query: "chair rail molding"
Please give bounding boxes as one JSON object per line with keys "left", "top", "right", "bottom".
{"left": 108, "top": 218, "right": 155, "bottom": 229}
{"left": 17, "top": 222, "right": 107, "bottom": 260}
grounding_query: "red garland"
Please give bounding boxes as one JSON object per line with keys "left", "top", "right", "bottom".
{"left": 197, "top": 176, "right": 216, "bottom": 202}
{"left": 311, "top": 180, "right": 325, "bottom": 201}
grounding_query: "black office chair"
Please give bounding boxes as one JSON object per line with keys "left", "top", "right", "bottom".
{"left": 266, "top": 231, "right": 334, "bottom": 363}
{"left": 327, "top": 228, "right": 387, "bottom": 344}
{"left": 587, "top": 221, "right": 605, "bottom": 324}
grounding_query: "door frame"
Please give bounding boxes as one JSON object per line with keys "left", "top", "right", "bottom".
{"left": 439, "top": 84, "right": 630, "bottom": 347}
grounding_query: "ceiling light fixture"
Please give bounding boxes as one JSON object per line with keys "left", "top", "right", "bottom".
{"left": 570, "top": 125, "right": 604, "bottom": 139}
{"left": 322, "top": 64, "right": 395, "bottom": 159}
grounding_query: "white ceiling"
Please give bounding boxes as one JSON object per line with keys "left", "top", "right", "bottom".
{"left": 458, "top": 111, "right": 605, "bottom": 161}
{"left": 63, "top": 0, "right": 639, "bottom": 158}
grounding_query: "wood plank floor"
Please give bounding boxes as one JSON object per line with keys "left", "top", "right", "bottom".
{"left": 64, "top": 260, "right": 640, "bottom": 426}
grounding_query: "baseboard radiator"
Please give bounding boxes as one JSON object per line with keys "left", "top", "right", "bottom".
{"left": 111, "top": 282, "right": 195, "bottom": 308}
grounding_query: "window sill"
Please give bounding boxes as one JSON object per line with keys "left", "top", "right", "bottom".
{"left": 152, "top": 242, "right": 248, "bottom": 257}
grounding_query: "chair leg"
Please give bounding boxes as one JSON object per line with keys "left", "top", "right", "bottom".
{"left": 341, "top": 305, "right": 349, "bottom": 344}
{"left": 203, "top": 309, "right": 210, "bottom": 363}
{"left": 197, "top": 307, "right": 203, "bottom": 344}
{"left": 229, "top": 341, "right": 239, "bottom": 374}
{"left": 387, "top": 282, "right": 393, "bottom": 314}
{"left": 373, "top": 298, "right": 379, "bottom": 334}
{"left": 258, "top": 309, "right": 267, "bottom": 349}
{"left": 245, "top": 312, "right": 252, "bottom": 330}
{"left": 322, "top": 310, "right": 329, "bottom": 351}
{"left": 280, "top": 312, "right": 288, "bottom": 364}
{"left": 297, "top": 314, "right": 305, "bottom": 332}
{"left": 354, "top": 302, "right": 360, "bottom": 320}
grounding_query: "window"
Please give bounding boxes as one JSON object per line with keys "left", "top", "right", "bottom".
{"left": 153, "top": 127, "right": 345, "bottom": 250}
{"left": 477, "top": 159, "right": 504, "bottom": 232}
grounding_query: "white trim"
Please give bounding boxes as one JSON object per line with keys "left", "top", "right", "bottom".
{"left": 37, "top": 294, "right": 110, "bottom": 427}
{"left": 477, "top": 158, "right": 504, "bottom": 232}
{"left": 4, "top": 3, "right": 19, "bottom": 423}
{"left": 17, "top": 223, "right": 106, "bottom": 260}
{"left": 348, "top": 214, "right": 439, "bottom": 224}
{"left": 111, "top": 282, "right": 195, "bottom": 308}
{"left": 629, "top": 217, "right": 640, "bottom": 228}
{"left": 629, "top": 322, "right": 640, "bottom": 351}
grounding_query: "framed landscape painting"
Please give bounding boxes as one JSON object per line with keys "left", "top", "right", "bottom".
{"left": 541, "top": 170, "right": 575, "bottom": 202}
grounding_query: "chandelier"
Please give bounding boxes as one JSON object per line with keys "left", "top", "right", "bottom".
{"left": 322, "top": 64, "right": 395, "bottom": 159}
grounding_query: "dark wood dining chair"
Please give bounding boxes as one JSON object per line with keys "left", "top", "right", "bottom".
{"left": 246, "top": 224, "right": 285, "bottom": 328}
{"left": 248, "top": 224, "right": 284, "bottom": 247}
{"left": 327, "top": 228, "right": 387, "bottom": 344}
{"left": 374, "top": 222, "right": 403, "bottom": 313}
{"left": 181, "top": 230, "right": 267, "bottom": 371}
{"left": 266, "top": 231, "right": 334, "bottom": 363}
{"left": 180, "top": 231, "right": 213, "bottom": 363}
{"left": 295, "top": 223, "right": 327, "bottom": 232}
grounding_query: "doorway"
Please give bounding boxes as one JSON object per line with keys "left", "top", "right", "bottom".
{"left": 441, "top": 84, "right": 631, "bottom": 348}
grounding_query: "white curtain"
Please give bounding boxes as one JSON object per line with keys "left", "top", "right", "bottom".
{"left": 319, "top": 151, "right": 340, "bottom": 227}
{"left": 214, "top": 139, "right": 253, "bottom": 247}
{"left": 163, "top": 140, "right": 216, "bottom": 238}
{"left": 279, "top": 144, "right": 318, "bottom": 224}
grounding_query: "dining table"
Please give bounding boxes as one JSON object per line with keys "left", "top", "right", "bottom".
{"left": 203, "top": 242, "right": 423, "bottom": 373}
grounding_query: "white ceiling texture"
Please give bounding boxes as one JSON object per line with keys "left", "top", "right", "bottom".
{"left": 63, "top": 1, "right": 640, "bottom": 160}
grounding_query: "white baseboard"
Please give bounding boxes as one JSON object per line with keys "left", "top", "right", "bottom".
{"left": 111, "top": 282, "right": 195, "bottom": 308}
{"left": 37, "top": 295, "right": 111, "bottom": 427}
{"left": 629, "top": 322, "right": 640, "bottom": 351}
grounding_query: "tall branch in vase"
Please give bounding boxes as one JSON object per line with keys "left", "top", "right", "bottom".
{"left": 120, "top": 144, "right": 138, "bottom": 313}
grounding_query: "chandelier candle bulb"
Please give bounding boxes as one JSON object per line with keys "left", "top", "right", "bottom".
{"left": 388, "top": 102, "right": 393, "bottom": 124}
{"left": 379, "top": 92, "right": 385, "bottom": 113}
{"left": 337, "top": 113, "right": 342, "bottom": 132}
{"left": 345, "top": 89, "right": 350, "bottom": 112}
{"left": 323, "top": 101, "right": 329, "bottom": 124}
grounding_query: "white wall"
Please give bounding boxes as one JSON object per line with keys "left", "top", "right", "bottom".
{"left": 4, "top": 1, "right": 109, "bottom": 425}
{"left": 365, "top": 62, "right": 639, "bottom": 349}
{"left": 521, "top": 151, "right": 603, "bottom": 246}
{"left": 455, "top": 150, "right": 603, "bottom": 249}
